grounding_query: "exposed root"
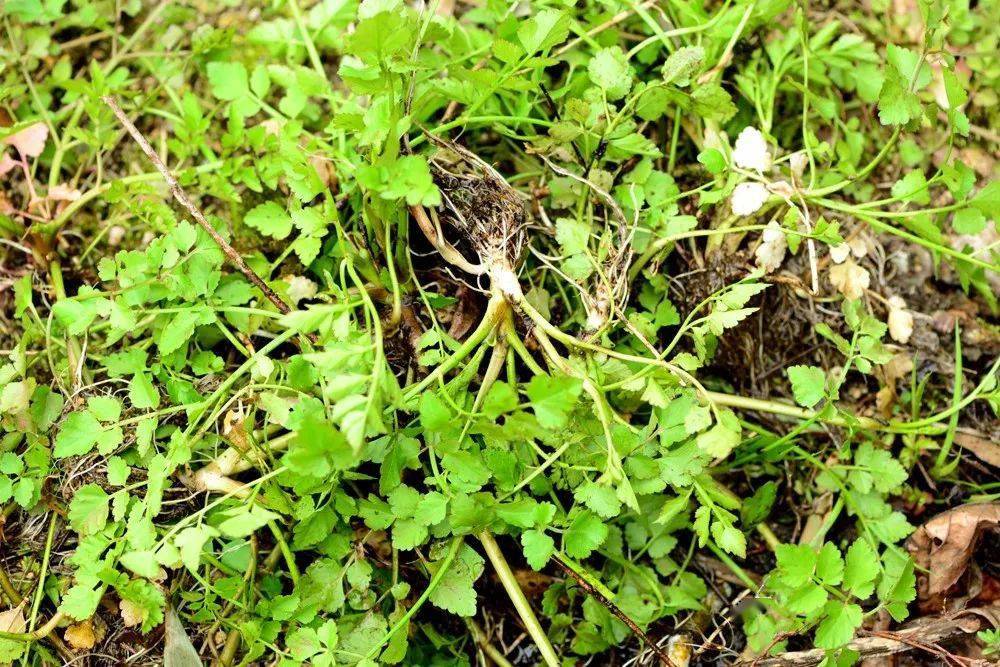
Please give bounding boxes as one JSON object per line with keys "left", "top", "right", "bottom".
{"left": 424, "top": 135, "right": 527, "bottom": 280}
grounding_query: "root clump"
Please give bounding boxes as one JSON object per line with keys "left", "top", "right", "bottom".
{"left": 426, "top": 138, "right": 528, "bottom": 296}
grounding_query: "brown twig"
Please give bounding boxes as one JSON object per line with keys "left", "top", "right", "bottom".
{"left": 552, "top": 556, "right": 676, "bottom": 667}
{"left": 736, "top": 608, "right": 994, "bottom": 666}
{"left": 102, "top": 96, "right": 292, "bottom": 315}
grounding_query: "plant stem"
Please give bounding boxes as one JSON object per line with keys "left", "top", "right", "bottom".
{"left": 286, "top": 0, "right": 327, "bottom": 82}
{"left": 27, "top": 513, "right": 57, "bottom": 634}
{"left": 103, "top": 96, "right": 294, "bottom": 315}
{"left": 705, "top": 391, "right": 945, "bottom": 434}
{"left": 805, "top": 127, "right": 902, "bottom": 197}
{"left": 364, "top": 537, "right": 464, "bottom": 661}
{"left": 934, "top": 324, "right": 963, "bottom": 473}
{"left": 553, "top": 556, "right": 675, "bottom": 667}
{"left": 755, "top": 523, "right": 780, "bottom": 551}
{"left": 467, "top": 619, "right": 515, "bottom": 667}
{"left": 267, "top": 521, "right": 300, "bottom": 584}
{"left": 403, "top": 295, "right": 508, "bottom": 399}
{"left": 478, "top": 532, "right": 560, "bottom": 667}
{"left": 0, "top": 612, "right": 64, "bottom": 642}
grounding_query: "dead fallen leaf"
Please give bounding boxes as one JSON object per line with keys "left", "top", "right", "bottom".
{"left": 0, "top": 604, "right": 26, "bottom": 634}
{"left": 876, "top": 353, "right": 914, "bottom": 417}
{"left": 955, "top": 433, "right": 1000, "bottom": 468}
{"left": 667, "top": 634, "right": 692, "bottom": 667}
{"left": 973, "top": 573, "right": 1000, "bottom": 606}
{"left": 514, "top": 569, "right": 555, "bottom": 599}
{"left": 2, "top": 122, "right": 48, "bottom": 158}
{"left": 738, "top": 605, "right": 998, "bottom": 666}
{"left": 446, "top": 284, "right": 481, "bottom": 340}
{"left": 0, "top": 604, "right": 27, "bottom": 661}
{"left": 907, "top": 503, "right": 1000, "bottom": 604}
{"left": 64, "top": 619, "right": 97, "bottom": 650}
{"left": 120, "top": 598, "right": 144, "bottom": 627}
{"left": 308, "top": 154, "right": 337, "bottom": 190}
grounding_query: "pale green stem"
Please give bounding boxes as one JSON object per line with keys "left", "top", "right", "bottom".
{"left": 364, "top": 537, "right": 464, "bottom": 661}
{"left": 478, "top": 532, "right": 560, "bottom": 667}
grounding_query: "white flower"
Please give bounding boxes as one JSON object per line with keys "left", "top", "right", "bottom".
{"left": 733, "top": 126, "right": 772, "bottom": 171}
{"left": 829, "top": 243, "right": 851, "bottom": 264}
{"left": 829, "top": 257, "right": 870, "bottom": 300}
{"left": 887, "top": 296, "right": 914, "bottom": 344}
{"left": 731, "top": 182, "right": 769, "bottom": 216}
{"left": 755, "top": 221, "right": 787, "bottom": 273}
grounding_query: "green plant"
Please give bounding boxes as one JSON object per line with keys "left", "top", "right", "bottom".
{"left": 1, "top": 0, "right": 998, "bottom": 665}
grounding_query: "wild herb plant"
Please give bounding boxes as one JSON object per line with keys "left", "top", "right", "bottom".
{"left": 0, "top": 0, "right": 998, "bottom": 665}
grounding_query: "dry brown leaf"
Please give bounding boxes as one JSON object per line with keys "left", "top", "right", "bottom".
{"left": 446, "top": 285, "right": 481, "bottom": 340}
{"left": 2, "top": 122, "right": 48, "bottom": 158}
{"left": 308, "top": 155, "right": 337, "bottom": 190}
{"left": 64, "top": 619, "right": 97, "bottom": 650}
{"left": 514, "top": 569, "right": 555, "bottom": 598}
{"left": 120, "top": 599, "right": 144, "bottom": 627}
{"left": 907, "top": 503, "right": 1000, "bottom": 602}
{"left": 738, "top": 606, "right": 997, "bottom": 666}
{"left": 0, "top": 604, "right": 26, "bottom": 634}
{"left": 955, "top": 433, "right": 1000, "bottom": 468}
{"left": 875, "top": 353, "right": 914, "bottom": 417}
{"left": 667, "top": 635, "right": 692, "bottom": 667}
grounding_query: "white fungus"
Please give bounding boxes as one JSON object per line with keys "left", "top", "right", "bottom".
{"left": 731, "top": 182, "right": 769, "bottom": 216}
{"left": 887, "top": 295, "right": 914, "bottom": 344}
{"left": 848, "top": 235, "right": 869, "bottom": 259}
{"left": 754, "top": 221, "right": 787, "bottom": 273}
{"left": 829, "top": 243, "right": 851, "bottom": 264}
{"left": 286, "top": 275, "right": 318, "bottom": 304}
{"left": 829, "top": 257, "right": 870, "bottom": 300}
{"left": 790, "top": 153, "right": 808, "bottom": 180}
{"left": 490, "top": 265, "right": 523, "bottom": 299}
{"left": 732, "top": 126, "right": 772, "bottom": 172}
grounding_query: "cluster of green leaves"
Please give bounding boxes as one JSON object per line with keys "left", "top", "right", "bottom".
{"left": 1, "top": 0, "right": 998, "bottom": 665}
{"left": 746, "top": 539, "right": 915, "bottom": 659}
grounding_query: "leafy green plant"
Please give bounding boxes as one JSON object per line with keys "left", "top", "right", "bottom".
{"left": 0, "top": 0, "right": 998, "bottom": 665}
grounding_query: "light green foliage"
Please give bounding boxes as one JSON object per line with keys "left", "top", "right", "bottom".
{"left": 1, "top": 0, "right": 996, "bottom": 664}
{"left": 787, "top": 365, "right": 827, "bottom": 408}
{"left": 755, "top": 538, "right": 916, "bottom": 652}
{"left": 588, "top": 47, "right": 633, "bottom": 100}
{"left": 428, "top": 544, "right": 484, "bottom": 617}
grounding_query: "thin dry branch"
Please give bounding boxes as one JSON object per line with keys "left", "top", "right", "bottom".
{"left": 102, "top": 96, "right": 292, "bottom": 315}
{"left": 737, "top": 607, "right": 997, "bottom": 666}
{"left": 553, "top": 556, "right": 677, "bottom": 667}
